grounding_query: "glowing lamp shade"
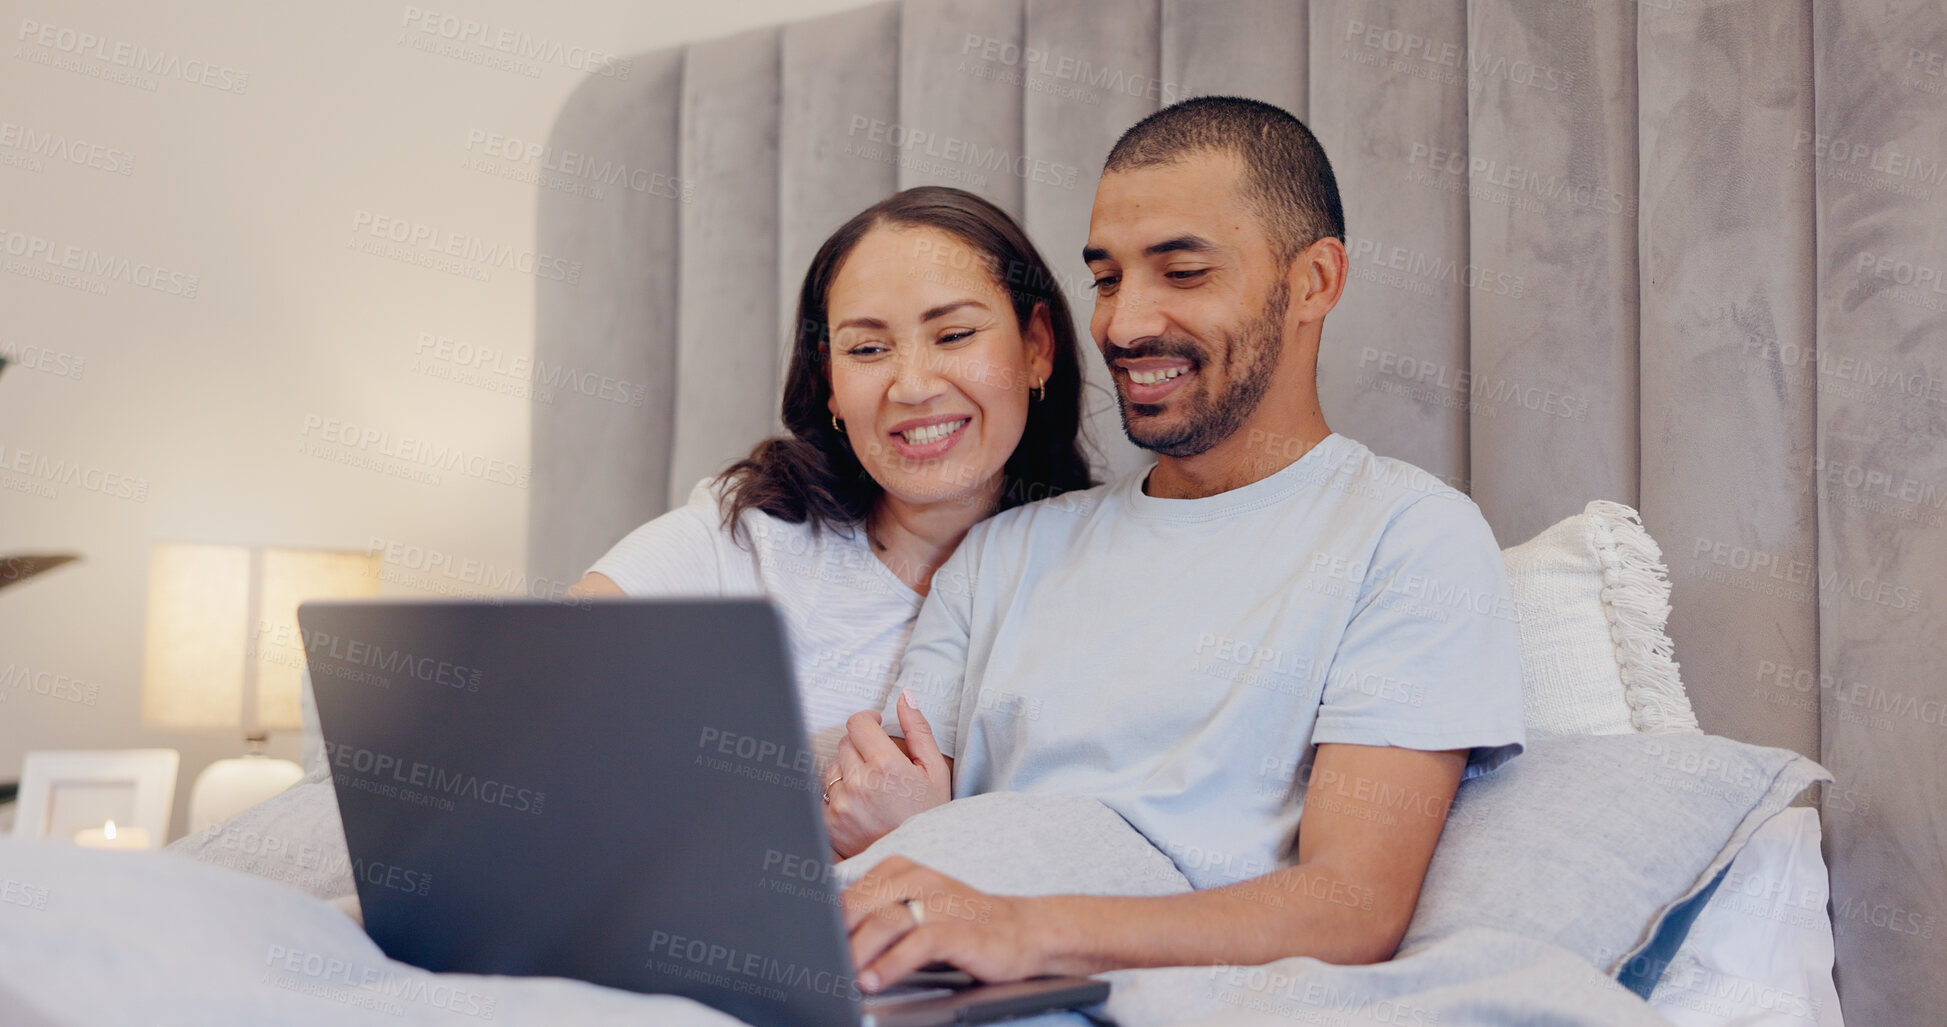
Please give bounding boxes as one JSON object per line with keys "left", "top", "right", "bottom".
{"left": 142, "top": 543, "right": 379, "bottom": 732}
{"left": 141, "top": 543, "right": 380, "bottom": 832}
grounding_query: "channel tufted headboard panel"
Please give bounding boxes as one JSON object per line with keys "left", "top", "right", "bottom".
{"left": 529, "top": 3, "right": 1947, "bottom": 1020}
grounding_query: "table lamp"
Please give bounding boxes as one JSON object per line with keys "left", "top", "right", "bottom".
{"left": 141, "top": 543, "right": 380, "bottom": 834}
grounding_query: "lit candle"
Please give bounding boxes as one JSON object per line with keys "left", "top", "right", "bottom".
{"left": 73, "top": 820, "right": 150, "bottom": 851}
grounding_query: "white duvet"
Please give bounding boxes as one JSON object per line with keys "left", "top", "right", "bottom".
{"left": 2, "top": 790, "right": 1679, "bottom": 1027}
{"left": 0, "top": 836, "right": 745, "bottom": 1026}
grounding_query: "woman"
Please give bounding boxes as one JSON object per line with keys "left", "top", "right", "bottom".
{"left": 569, "top": 186, "right": 1093, "bottom": 785}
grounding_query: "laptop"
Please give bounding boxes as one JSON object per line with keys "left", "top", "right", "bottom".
{"left": 297, "top": 597, "right": 1109, "bottom": 1027}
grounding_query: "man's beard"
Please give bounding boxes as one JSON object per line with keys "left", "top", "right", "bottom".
{"left": 1110, "top": 278, "right": 1289, "bottom": 458}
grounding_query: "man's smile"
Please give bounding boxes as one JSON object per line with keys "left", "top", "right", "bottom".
{"left": 1114, "top": 356, "right": 1197, "bottom": 404}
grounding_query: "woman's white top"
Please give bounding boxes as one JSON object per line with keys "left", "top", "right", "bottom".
{"left": 585, "top": 477, "right": 922, "bottom": 771}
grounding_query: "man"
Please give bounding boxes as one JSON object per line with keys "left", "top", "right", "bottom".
{"left": 820, "top": 96, "right": 1525, "bottom": 990}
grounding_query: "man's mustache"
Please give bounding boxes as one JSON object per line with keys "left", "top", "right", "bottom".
{"left": 1102, "top": 337, "right": 1206, "bottom": 369}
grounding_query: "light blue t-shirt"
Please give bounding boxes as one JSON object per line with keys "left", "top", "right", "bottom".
{"left": 884, "top": 433, "right": 1526, "bottom": 889}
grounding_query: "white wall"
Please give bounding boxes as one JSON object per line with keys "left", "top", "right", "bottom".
{"left": 0, "top": 0, "right": 882, "bottom": 842}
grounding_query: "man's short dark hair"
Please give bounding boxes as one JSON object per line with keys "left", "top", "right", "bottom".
{"left": 1103, "top": 96, "right": 1345, "bottom": 265}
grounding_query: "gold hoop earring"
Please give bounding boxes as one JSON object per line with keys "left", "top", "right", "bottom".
{"left": 832, "top": 414, "right": 844, "bottom": 433}
{"left": 1031, "top": 376, "right": 1045, "bottom": 402}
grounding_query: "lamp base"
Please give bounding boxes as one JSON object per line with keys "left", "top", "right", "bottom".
{"left": 187, "top": 754, "right": 304, "bottom": 835}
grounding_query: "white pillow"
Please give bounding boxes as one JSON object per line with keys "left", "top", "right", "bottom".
{"left": 1647, "top": 807, "right": 1843, "bottom": 1026}
{"left": 1501, "top": 500, "right": 1701, "bottom": 735}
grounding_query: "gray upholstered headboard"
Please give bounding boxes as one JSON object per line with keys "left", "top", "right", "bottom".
{"left": 529, "top": 2, "right": 1947, "bottom": 1018}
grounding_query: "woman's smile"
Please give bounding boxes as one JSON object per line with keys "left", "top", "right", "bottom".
{"left": 887, "top": 415, "right": 973, "bottom": 460}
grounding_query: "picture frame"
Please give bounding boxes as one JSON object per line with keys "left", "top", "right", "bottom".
{"left": 11, "top": 749, "right": 180, "bottom": 850}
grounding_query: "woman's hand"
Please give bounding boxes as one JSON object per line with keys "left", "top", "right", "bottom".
{"left": 823, "top": 691, "right": 952, "bottom": 858}
{"left": 842, "top": 857, "right": 1046, "bottom": 991}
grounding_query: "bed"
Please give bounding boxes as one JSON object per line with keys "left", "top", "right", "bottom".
{"left": 2, "top": 499, "right": 1844, "bottom": 1025}
{"left": 528, "top": 1, "right": 1940, "bottom": 1020}
{"left": 3, "top": 0, "right": 1933, "bottom": 1023}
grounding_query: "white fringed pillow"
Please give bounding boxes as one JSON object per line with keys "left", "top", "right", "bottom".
{"left": 1501, "top": 500, "right": 1701, "bottom": 735}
